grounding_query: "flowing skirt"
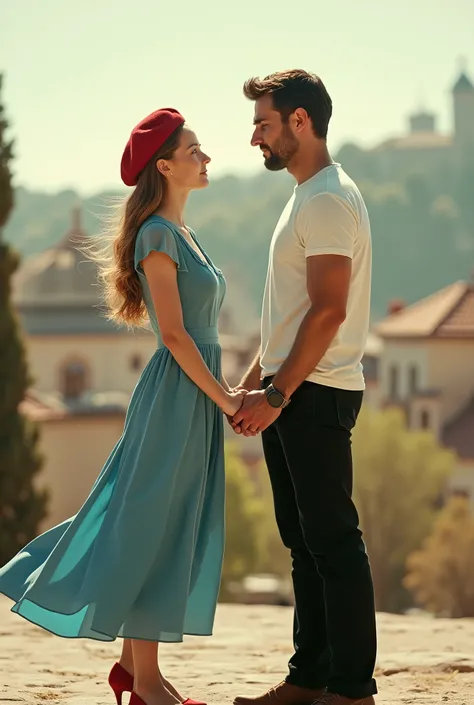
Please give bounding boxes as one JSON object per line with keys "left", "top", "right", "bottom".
{"left": 0, "top": 344, "right": 225, "bottom": 642}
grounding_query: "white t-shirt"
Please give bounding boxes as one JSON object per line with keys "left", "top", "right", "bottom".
{"left": 260, "top": 163, "right": 372, "bottom": 391}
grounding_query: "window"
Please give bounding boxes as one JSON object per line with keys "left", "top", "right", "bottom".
{"left": 408, "top": 365, "right": 419, "bottom": 394}
{"left": 61, "top": 360, "right": 88, "bottom": 399}
{"left": 420, "top": 409, "right": 430, "bottom": 429}
{"left": 130, "top": 354, "right": 142, "bottom": 372}
{"left": 388, "top": 364, "right": 399, "bottom": 399}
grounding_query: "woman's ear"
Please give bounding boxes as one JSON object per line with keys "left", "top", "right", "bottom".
{"left": 156, "top": 159, "right": 172, "bottom": 177}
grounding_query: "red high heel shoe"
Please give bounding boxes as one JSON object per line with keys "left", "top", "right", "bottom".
{"left": 109, "top": 663, "right": 207, "bottom": 705}
{"left": 109, "top": 663, "right": 134, "bottom": 705}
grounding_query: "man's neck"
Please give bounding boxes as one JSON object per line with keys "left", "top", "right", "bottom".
{"left": 287, "top": 142, "right": 334, "bottom": 186}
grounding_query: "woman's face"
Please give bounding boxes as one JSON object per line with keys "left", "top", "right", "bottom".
{"left": 158, "top": 126, "right": 211, "bottom": 190}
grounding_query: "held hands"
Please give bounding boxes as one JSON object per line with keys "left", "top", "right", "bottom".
{"left": 227, "top": 388, "right": 281, "bottom": 437}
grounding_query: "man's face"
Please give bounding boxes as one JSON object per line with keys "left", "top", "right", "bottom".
{"left": 250, "top": 94, "right": 299, "bottom": 171}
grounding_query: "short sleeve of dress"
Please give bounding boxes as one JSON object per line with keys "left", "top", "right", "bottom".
{"left": 134, "top": 222, "right": 188, "bottom": 274}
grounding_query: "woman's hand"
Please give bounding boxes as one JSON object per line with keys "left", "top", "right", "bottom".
{"left": 221, "top": 389, "right": 247, "bottom": 417}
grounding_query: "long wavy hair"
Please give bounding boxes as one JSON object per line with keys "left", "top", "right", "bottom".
{"left": 90, "top": 124, "right": 184, "bottom": 327}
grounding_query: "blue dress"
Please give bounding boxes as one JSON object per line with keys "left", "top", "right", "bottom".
{"left": 0, "top": 215, "right": 226, "bottom": 642}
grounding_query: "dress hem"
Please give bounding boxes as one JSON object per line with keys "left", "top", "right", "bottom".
{"left": 1, "top": 591, "right": 213, "bottom": 643}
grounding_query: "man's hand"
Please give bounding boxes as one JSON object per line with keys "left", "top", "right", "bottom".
{"left": 232, "top": 389, "right": 281, "bottom": 436}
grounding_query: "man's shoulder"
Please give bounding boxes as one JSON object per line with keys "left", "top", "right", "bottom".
{"left": 323, "top": 166, "right": 369, "bottom": 231}
{"left": 297, "top": 165, "right": 363, "bottom": 209}
{"left": 293, "top": 166, "right": 370, "bottom": 243}
{"left": 324, "top": 165, "right": 365, "bottom": 207}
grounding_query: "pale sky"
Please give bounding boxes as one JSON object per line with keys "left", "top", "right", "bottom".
{"left": 2, "top": 0, "right": 474, "bottom": 196}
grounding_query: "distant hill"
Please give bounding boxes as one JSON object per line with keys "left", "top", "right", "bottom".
{"left": 4, "top": 161, "right": 474, "bottom": 322}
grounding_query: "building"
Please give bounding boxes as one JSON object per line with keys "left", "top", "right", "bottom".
{"left": 13, "top": 206, "right": 157, "bottom": 402}
{"left": 20, "top": 391, "right": 126, "bottom": 530}
{"left": 343, "top": 67, "right": 474, "bottom": 182}
{"left": 361, "top": 331, "right": 383, "bottom": 409}
{"left": 375, "top": 277, "right": 474, "bottom": 500}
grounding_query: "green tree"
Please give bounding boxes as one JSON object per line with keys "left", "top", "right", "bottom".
{"left": 0, "top": 73, "right": 47, "bottom": 566}
{"left": 353, "top": 407, "right": 454, "bottom": 613}
{"left": 254, "top": 462, "right": 291, "bottom": 578}
{"left": 220, "top": 444, "right": 265, "bottom": 600}
{"left": 405, "top": 496, "right": 474, "bottom": 617}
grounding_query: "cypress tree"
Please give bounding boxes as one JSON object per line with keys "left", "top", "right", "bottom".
{"left": 0, "top": 73, "right": 48, "bottom": 565}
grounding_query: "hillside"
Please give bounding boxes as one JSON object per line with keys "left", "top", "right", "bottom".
{"left": 5, "top": 162, "right": 474, "bottom": 321}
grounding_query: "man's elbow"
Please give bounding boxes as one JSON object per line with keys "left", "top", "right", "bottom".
{"left": 309, "top": 304, "right": 346, "bottom": 329}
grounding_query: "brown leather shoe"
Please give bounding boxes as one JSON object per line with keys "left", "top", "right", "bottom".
{"left": 233, "top": 681, "right": 324, "bottom": 705}
{"left": 312, "top": 693, "right": 375, "bottom": 704}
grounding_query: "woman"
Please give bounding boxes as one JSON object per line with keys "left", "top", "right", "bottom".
{"left": 0, "top": 108, "right": 245, "bottom": 705}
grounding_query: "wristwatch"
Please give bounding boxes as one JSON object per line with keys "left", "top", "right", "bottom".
{"left": 265, "top": 383, "right": 290, "bottom": 409}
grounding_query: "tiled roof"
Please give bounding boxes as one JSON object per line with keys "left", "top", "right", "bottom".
{"left": 13, "top": 206, "right": 100, "bottom": 308}
{"left": 375, "top": 281, "right": 474, "bottom": 339}
{"left": 436, "top": 287, "right": 474, "bottom": 337}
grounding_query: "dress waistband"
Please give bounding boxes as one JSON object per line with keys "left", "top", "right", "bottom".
{"left": 156, "top": 325, "right": 219, "bottom": 346}
{"left": 186, "top": 326, "right": 219, "bottom": 344}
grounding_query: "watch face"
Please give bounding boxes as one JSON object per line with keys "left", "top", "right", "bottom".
{"left": 267, "top": 389, "right": 283, "bottom": 408}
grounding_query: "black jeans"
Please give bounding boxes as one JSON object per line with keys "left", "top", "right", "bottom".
{"left": 262, "top": 379, "right": 377, "bottom": 699}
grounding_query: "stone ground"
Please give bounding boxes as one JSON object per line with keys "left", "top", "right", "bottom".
{"left": 1, "top": 597, "right": 474, "bottom": 704}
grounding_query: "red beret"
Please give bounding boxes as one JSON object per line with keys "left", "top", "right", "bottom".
{"left": 120, "top": 108, "right": 185, "bottom": 187}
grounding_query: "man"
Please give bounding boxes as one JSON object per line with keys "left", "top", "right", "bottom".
{"left": 231, "top": 70, "right": 377, "bottom": 705}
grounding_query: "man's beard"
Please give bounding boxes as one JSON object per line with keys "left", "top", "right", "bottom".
{"left": 261, "top": 126, "right": 299, "bottom": 171}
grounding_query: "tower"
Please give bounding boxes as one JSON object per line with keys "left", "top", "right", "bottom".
{"left": 452, "top": 63, "right": 474, "bottom": 161}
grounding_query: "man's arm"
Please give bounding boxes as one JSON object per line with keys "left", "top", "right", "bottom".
{"left": 234, "top": 257, "right": 350, "bottom": 434}
{"left": 272, "top": 254, "right": 351, "bottom": 399}
{"left": 239, "top": 349, "right": 261, "bottom": 391}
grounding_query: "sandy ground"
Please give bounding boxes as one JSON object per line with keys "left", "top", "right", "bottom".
{"left": 1, "top": 596, "right": 474, "bottom": 704}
